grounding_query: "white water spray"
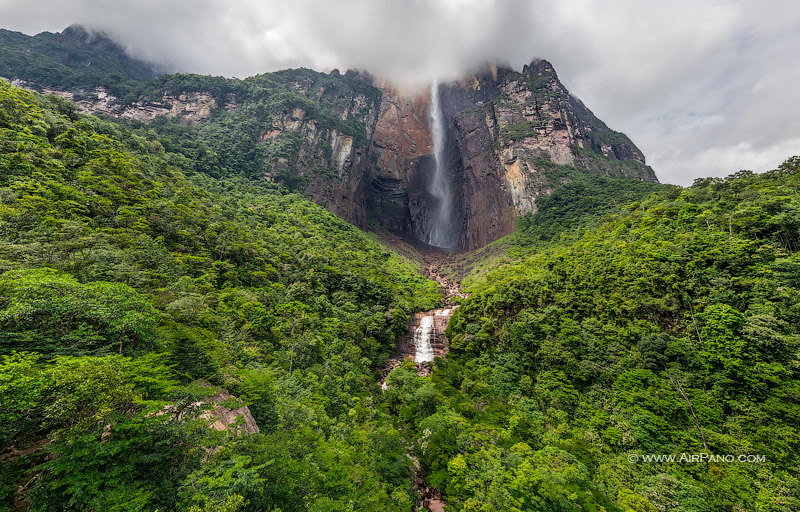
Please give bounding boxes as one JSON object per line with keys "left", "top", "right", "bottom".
{"left": 414, "top": 315, "right": 435, "bottom": 363}
{"left": 427, "top": 81, "right": 456, "bottom": 249}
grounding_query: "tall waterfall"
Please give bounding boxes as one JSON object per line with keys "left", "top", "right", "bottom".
{"left": 427, "top": 81, "right": 457, "bottom": 249}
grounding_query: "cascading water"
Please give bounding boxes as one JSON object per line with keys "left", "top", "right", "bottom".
{"left": 412, "top": 307, "right": 454, "bottom": 364}
{"left": 377, "top": 307, "right": 455, "bottom": 388}
{"left": 427, "top": 81, "right": 457, "bottom": 249}
{"left": 413, "top": 315, "right": 435, "bottom": 363}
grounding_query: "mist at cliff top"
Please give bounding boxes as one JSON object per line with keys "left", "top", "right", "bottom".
{"left": 1, "top": 0, "right": 799, "bottom": 185}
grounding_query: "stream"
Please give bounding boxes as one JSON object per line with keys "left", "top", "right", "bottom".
{"left": 376, "top": 83, "right": 471, "bottom": 508}
{"left": 378, "top": 251, "right": 462, "bottom": 511}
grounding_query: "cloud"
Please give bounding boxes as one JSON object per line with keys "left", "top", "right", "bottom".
{"left": 0, "top": 0, "right": 798, "bottom": 184}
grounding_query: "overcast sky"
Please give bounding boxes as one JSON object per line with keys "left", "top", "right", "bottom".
{"left": 1, "top": 0, "right": 799, "bottom": 185}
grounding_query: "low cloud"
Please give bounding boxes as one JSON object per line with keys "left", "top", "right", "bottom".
{"left": 1, "top": 0, "right": 798, "bottom": 184}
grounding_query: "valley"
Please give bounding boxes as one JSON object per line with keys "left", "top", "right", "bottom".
{"left": 0, "top": 23, "right": 799, "bottom": 512}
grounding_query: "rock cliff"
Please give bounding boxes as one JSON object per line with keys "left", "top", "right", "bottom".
{"left": 2, "top": 80, "right": 218, "bottom": 124}
{"left": 2, "top": 35, "right": 657, "bottom": 250}
{"left": 254, "top": 71, "right": 380, "bottom": 228}
{"left": 365, "top": 85, "right": 440, "bottom": 239}
{"left": 364, "top": 60, "right": 657, "bottom": 250}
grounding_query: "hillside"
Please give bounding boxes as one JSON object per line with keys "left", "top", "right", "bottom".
{"left": 1, "top": 23, "right": 799, "bottom": 512}
{"left": 431, "top": 158, "right": 800, "bottom": 510}
{"left": 0, "top": 79, "right": 441, "bottom": 511}
{"left": 2, "top": 77, "right": 799, "bottom": 510}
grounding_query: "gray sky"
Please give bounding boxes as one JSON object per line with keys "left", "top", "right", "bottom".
{"left": 1, "top": 0, "right": 799, "bottom": 185}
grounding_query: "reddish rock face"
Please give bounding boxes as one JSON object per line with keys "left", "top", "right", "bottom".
{"left": 370, "top": 85, "right": 434, "bottom": 178}
{"left": 449, "top": 105, "right": 516, "bottom": 250}
{"left": 365, "top": 85, "right": 441, "bottom": 239}
{"left": 364, "top": 59, "right": 657, "bottom": 251}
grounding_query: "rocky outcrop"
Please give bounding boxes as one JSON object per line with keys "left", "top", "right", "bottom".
{"left": 77, "top": 89, "right": 217, "bottom": 124}
{"left": 1, "top": 79, "right": 218, "bottom": 124}
{"left": 159, "top": 387, "right": 260, "bottom": 435}
{"left": 122, "top": 92, "right": 218, "bottom": 123}
{"left": 198, "top": 389, "right": 260, "bottom": 435}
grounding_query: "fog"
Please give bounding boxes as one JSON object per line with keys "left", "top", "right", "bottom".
{"left": 1, "top": 0, "right": 798, "bottom": 184}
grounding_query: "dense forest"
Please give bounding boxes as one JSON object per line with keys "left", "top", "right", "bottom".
{"left": 434, "top": 158, "right": 800, "bottom": 510}
{"left": 0, "top": 79, "right": 441, "bottom": 511}
{"left": 2, "top": 55, "right": 800, "bottom": 511}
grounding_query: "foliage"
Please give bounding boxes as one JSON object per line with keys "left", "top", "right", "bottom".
{"left": 518, "top": 161, "right": 670, "bottom": 242}
{"left": 0, "top": 268, "right": 158, "bottom": 355}
{"left": 0, "top": 80, "right": 438, "bottom": 510}
{"left": 433, "top": 157, "right": 800, "bottom": 511}
{"left": 2, "top": 65, "right": 800, "bottom": 511}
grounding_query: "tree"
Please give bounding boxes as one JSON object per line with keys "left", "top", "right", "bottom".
{"left": 274, "top": 301, "right": 312, "bottom": 374}
{"left": 638, "top": 333, "right": 669, "bottom": 371}
{"left": 0, "top": 268, "right": 158, "bottom": 355}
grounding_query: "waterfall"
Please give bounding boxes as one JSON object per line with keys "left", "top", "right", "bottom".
{"left": 428, "top": 81, "right": 456, "bottom": 249}
{"left": 414, "top": 315, "right": 435, "bottom": 363}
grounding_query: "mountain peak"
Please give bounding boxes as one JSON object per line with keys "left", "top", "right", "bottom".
{"left": 0, "top": 23, "right": 161, "bottom": 92}
{"left": 59, "top": 23, "right": 100, "bottom": 42}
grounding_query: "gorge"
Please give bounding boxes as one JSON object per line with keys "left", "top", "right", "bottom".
{"left": 2, "top": 22, "right": 800, "bottom": 512}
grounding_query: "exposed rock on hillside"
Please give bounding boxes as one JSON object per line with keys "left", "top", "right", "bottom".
{"left": 160, "top": 388, "right": 260, "bottom": 435}
{"left": 0, "top": 79, "right": 217, "bottom": 124}
{"left": 198, "top": 389, "right": 260, "bottom": 435}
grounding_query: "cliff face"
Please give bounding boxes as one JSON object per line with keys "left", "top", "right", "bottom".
{"left": 260, "top": 72, "right": 380, "bottom": 228}
{"left": 365, "top": 85, "right": 442, "bottom": 240}
{"left": 2, "top": 80, "right": 220, "bottom": 123}
{"left": 3, "top": 39, "right": 657, "bottom": 250}
{"left": 364, "top": 60, "right": 657, "bottom": 250}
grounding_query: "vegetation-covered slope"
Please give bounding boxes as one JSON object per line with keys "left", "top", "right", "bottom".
{"left": 406, "top": 158, "right": 800, "bottom": 511}
{"left": 1, "top": 25, "right": 382, "bottom": 204}
{"left": 3, "top": 60, "right": 800, "bottom": 512}
{"left": 0, "top": 25, "right": 158, "bottom": 95}
{"left": 120, "top": 68, "right": 382, "bottom": 182}
{"left": 0, "top": 80, "right": 440, "bottom": 510}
